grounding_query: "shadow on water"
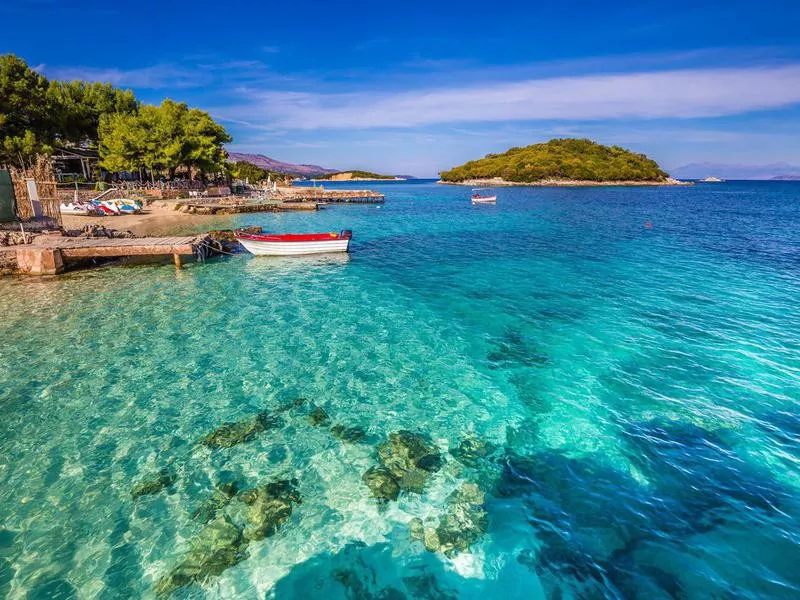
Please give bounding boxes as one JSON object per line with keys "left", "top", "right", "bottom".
{"left": 495, "top": 417, "right": 800, "bottom": 599}
{"left": 486, "top": 328, "right": 550, "bottom": 370}
{"left": 269, "top": 542, "right": 455, "bottom": 599}
{"left": 269, "top": 540, "right": 542, "bottom": 600}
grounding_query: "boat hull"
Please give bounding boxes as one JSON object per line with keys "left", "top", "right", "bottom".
{"left": 471, "top": 196, "right": 497, "bottom": 204}
{"left": 60, "top": 204, "right": 91, "bottom": 215}
{"left": 238, "top": 238, "right": 351, "bottom": 256}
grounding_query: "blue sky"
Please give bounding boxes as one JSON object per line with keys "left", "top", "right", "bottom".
{"left": 3, "top": 0, "right": 800, "bottom": 176}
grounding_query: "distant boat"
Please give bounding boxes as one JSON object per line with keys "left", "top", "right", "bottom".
{"left": 471, "top": 188, "right": 497, "bottom": 204}
{"left": 699, "top": 177, "right": 725, "bottom": 182}
{"left": 236, "top": 230, "right": 352, "bottom": 256}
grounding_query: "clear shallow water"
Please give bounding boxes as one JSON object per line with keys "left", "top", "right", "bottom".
{"left": 1, "top": 180, "right": 798, "bottom": 599}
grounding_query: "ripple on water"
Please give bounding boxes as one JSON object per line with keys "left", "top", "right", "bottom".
{"left": 0, "top": 181, "right": 798, "bottom": 598}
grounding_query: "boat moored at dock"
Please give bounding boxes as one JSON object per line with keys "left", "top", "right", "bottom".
{"left": 236, "top": 230, "right": 353, "bottom": 256}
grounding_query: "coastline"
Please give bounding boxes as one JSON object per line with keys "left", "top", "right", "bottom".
{"left": 438, "top": 177, "right": 691, "bottom": 187}
{"left": 62, "top": 202, "right": 233, "bottom": 236}
{"left": 312, "top": 177, "right": 406, "bottom": 182}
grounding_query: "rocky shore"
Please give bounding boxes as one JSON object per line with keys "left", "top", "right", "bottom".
{"left": 438, "top": 177, "right": 691, "bottom": 187}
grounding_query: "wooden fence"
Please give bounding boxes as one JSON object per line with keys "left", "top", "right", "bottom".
{"left": 8, "top": 156, "right": 62, "bottom": 225}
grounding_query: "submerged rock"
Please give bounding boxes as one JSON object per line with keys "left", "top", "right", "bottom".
{"left": 410, "top": 483, "right": 488, "bottom": 556}
{"left": 487, "top": 328, "right": 549, "bottom": 369}
{"left": 450, "top": 435, "right": 495, "bottom": 466}
{"left": 377, "top": 431, "right": 443, "bottom": 493}
{"left": 240, "top": 479, "right": 302, "bottom": 541}
{"left": 331, "top": 424, "right": 367, "bottom": 443}
{"left": 131, "top": 468, "right": 176, "bottom": 499}
{"left": 154, "top": 515, "right": 248, "bottom": 597}
{"left": 278, "top": 397, "right": 308, "bottom": 412}
{"left": 192, "top": 481, "right": 240, "bottom": 524}
{"left": 362, "top": 466, "right": 400, "bottom": 503}
{"left": 199, "top": 410, "right": 280, "bottom": 449}
{"left": 308, "top": 406, "right": 331, "bottom": 427}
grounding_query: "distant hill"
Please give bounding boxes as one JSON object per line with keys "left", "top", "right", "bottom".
{"left": 770, "top": 174, "right": 800, "bottom": 181}
{"left": 440, "top": 139, "right": 669, "bottom": 183}
{"left": 317, "top": 170, "right": 400, "bottom": 181}
{"left": 670, "top": 162, "right": 800, "bottom": 180}
{"left": 227, "top": 152, "right": 337, "bottom": 178}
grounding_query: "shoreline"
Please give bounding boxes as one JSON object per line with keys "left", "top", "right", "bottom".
{"left": 310, "top": 177, "right": 406, "bottom": 182}
{"left": 62, "top": 202, "right": 234, "bottom": 237}
{"left": 437, "top": 177, "right": 691, "bottom": 187}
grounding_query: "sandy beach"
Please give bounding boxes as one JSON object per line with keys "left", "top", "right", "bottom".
{"left": 61, "top": 202, "right": 234, "bottom": 236}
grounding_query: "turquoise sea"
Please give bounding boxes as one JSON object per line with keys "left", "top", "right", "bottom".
{"left": 0, "top": 180, "right": 798, "bottom": 599}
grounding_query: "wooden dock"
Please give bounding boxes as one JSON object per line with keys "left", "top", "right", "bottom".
{"left": 283, "top": 189, "right": 385, "bottom": 204}
{"left": 12, "top": 234, "right": 216, "bottom": 275}
{"left": 174, "top": 201, "right": 319, "bottom": 215}
{"left": 170, "top": 189, "right": 385, "bottom": 215}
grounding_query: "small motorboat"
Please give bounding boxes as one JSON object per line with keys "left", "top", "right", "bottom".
{"left": 236, "top": 230, "right": 353, "bottom": 256}
{"left": 471, "top": 188, "right": 497, "bottom": 204}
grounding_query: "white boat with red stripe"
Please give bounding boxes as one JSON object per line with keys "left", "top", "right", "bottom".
{"left": 471, "top": 188, "right": 497, "bottom": 204}
{"left": 236, "top": 230, "right": 353, "bottom": 256}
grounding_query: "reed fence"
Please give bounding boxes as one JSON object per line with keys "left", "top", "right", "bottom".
{"left": 9, "top": 156, "right": 62, "bottom": 225}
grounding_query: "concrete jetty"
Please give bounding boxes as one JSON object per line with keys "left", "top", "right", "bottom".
{"left": 5, "top": 234, "right": 216, "bottom": 275}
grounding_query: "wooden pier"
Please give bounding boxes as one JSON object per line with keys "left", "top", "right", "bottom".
{"left": 174, "top": 201, "right": 319, "bottom": 215}
{"left": 10, "top": 234, "right": 216, "bottom": 275}
{"left": 283, "top": 189, "right": 385, "bottom": 204}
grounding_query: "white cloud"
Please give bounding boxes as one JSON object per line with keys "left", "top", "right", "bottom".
{"left": 45, "top": 64, "right": 208, "bottom": 89}
{"left": 237, "top": 65, "right": 800, "bottom": 129}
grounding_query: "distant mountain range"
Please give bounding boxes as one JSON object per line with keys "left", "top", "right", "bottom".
{"left": 227, "top": 152, "right": 337, "bottom": 177}
{"left": 670, "top": 162, "right": 800, "bottom": 180}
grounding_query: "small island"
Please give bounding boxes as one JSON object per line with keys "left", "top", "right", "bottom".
{"left": 316, "top": 170, "right": 404, "bottom": 181}
{"left": 439, "top": 138, "right": 687, "bottom": 186}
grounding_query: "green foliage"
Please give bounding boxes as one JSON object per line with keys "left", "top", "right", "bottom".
{"left": 47, "top": 80, "right": 138, "bottom": 146}
{"left": 98, "top": 99, "right": 232, "bottom": 177}
{"left": 229, "top": 161, "right": 268, "bottom": 182}
{"left": 439, "top": 138, "right": 669, "bottom": 183}
{"left": 1, "top": 54, "right": 231, "bottom": 176}
{"left": 319, "top": 170, "right": 396, "bottom": 180}
{"left": 0, "top": 54, "right": 54, "bottom": 165}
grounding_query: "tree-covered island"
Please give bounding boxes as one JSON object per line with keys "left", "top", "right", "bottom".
{"left": 440, "top": 138, "right": 684, "bottom": 185}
